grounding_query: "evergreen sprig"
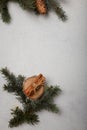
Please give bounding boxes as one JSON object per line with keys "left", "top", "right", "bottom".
{"left": 9, "top": 107, "right": 39, "bottom": 127}
{"left": 0, "top": 0, "right": 67, "bottom": 23}
{"left": 0, "top": 67, "right": 61, "bottom": 127}
{"left": 49, "top": 0, "right": 67, "bottom": 21}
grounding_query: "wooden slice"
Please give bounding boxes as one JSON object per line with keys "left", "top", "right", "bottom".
{"left": 36, "top": 0, "right": 47, "bottom": 14}
{"left": 23, "top": 74, "right": 45, "bottom": 100}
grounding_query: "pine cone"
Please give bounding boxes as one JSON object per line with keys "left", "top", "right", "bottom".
{"left": 36, "top": 0, "right": 47, "bottom": 14}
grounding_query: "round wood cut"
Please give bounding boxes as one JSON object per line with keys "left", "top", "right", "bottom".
{"left": 36, "top": 0, "right": 47, "bottom": 14}
{"left": 23, "top": 74, "right": 45, "bottom": 100}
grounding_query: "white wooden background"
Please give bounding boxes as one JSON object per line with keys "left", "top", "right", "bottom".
{"left": 0, "top": 0, "right": 87, "bottom": 130}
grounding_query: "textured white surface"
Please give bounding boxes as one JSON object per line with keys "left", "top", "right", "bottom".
{"left": 0, "top": 0, "right": 87, "bottom": 130}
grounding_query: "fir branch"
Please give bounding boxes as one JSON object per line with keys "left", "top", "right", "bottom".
{"left": 9, "top": 107, "right": 25, "bottom": 127}
{"left": 24, "top": 111, "right": 39, "bottom": 125}
{"left": 46, "top": 85, "right": 61, "bottom": 96}
{"left": 9, "top": 107, "right": 39, "bottom": 127}
{"left": 3, "top": 83, "right": 16, "bottom": 92}
{"left": 48, "top": 0, "right": 67, "bottom": 21}
{"left": 19, "top": 0, "right": 36, "bottom": 10}
{"left": 0, "top": 67, "right": 26, "bottom": 103}
{"left": 44, "top": 103, "right": 59, "bottom": 113}
{"left": 1, "top": 4, "right": 11, "bottom": 23}
{"left": 0, "top": 67, "right": 16, "bottom": 85}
